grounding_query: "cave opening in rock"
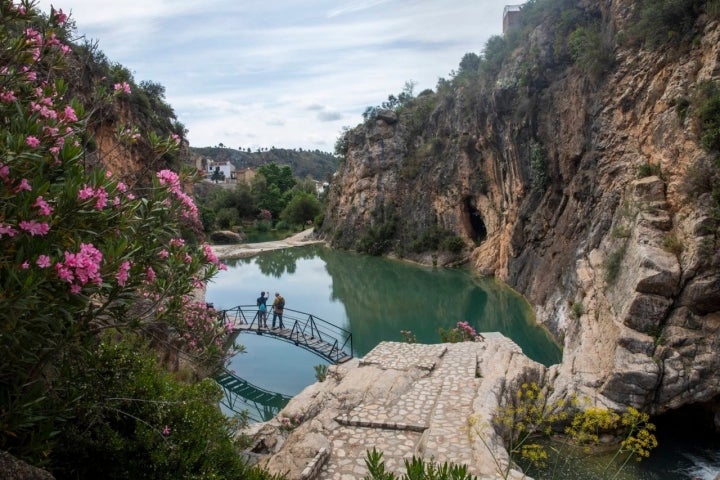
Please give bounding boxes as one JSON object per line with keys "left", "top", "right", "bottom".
{"left": 645, "top": 403, "right": 720, "bottom": 476}
{"left": 464, "top": 196, "right": 486, "bottom": 242}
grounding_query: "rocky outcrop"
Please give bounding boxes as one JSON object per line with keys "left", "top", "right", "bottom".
{"left": 320, "top": 1, "right": 720, "bottom": 417}
{"left": 0, "top": 451, "right": 55, "bottom": 480}
{"left": 252, "top": 337, "right": 548, "bottom": 480}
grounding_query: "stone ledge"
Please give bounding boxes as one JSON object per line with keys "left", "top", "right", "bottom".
{"left": 300, "top": 447, "right": 330, "bottom": 480}
{"left": 335, "top": 414, "right": 427, "bottom": 432}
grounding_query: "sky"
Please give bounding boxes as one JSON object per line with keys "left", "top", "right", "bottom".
{"left": 36, "top": 0, "right": 505, "bottom": 152}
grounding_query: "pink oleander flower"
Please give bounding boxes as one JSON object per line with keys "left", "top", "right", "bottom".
{"left": 0, "top": 223, "right": 18, "bottom": 238}
{"left": 33, "top": 196, "right": 53, "bottom": 216}
{"left": 0, "top": 163, "right": 9, "bottom": 182}
{"left": 56, "top": 243, "right": 103, "bottom": 291}
{"left": 62, "top": 105, "right": 77, "bottom": 122}
{"left": 171, "top": 133, "right": 180, "bottom": 145}
{"left": 15, "top": 178, "right": 32, "bottom": 193}
{"left": 183, "top": 253, "right": 192, "bottom": 264}
{"left": 52, "top": 7, "right": 68, "bottom": 24}
{"left": 116, "top": 260, "right": 131, "bottom": 286}
{"left": 145, "top": 267, "right": 156, "bottom": 283}
{"left": 19, "top": 220, "right": 50, "bottom": 236}
{"left": 162, "top": 425, "right": 171, "bottom": 436}
{"left": 117, "top": 181, "right": 127, "bottom": 193}
{"left": 25, "top": 136, "right": 40, "bottom": 148}
{"left": 169, "top": 238, "right": 185, "bottom": 248}
{"left": 158, "top": 249, "right": 169, "bottom": 259}
{"left": 0, "top": 89, "right": 16, "bottom": 103}
{"left": 78, "top": 184, "right": 94, "bottom": 200}
{"left": 113, "top": 82, "right": 131, "bottom": 94}
{"left": 21, "top": 261, "right": 29, "bottom": 269}
{"left": 36, "top": 255, "right": 51, "bottom": 268}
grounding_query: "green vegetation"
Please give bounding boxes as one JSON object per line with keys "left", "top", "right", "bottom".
{"left": 472, "top": 382, "right": 657, "bottom": 479}
{"left": 637, "top": 162, "right": 662, "bottom": 178}
{"left": 364, "top": 448, "right": 476, "bottom": 480}
{"left": 0, "top": 4, "right": 281, "bottom": 478}
{"left": 570, "top": 301, "right": 584, "bottom": 319}
{"left": 195, "top": 163, "right": 326, "bottom": 236}
{"left": 314, "top": 364, "right": 328, "bottom": 382}
{"left": 192, "top": 146, "right": 338, "bottom": 181}
{"left": 627, "top": 0, "right": 712, "bottom": 49}
{"left": 530, "top": 141, "right": 549, "bottom": 192}
{"left": 367, "top": 382, "right": 657, "bottom": 480}
{"left": 662, "top": 234, "right": 684, "bottom": 255}
{"left": 604, "top": 243, "right": 628, "bottom": 285}
{"left": 695, "top": 80, "right": 720, "bottom": 153}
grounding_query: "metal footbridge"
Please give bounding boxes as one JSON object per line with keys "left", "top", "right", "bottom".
{"left": 214, "top": 306, "right": 353, "bottom": 421}
{"left": 218, "top": 305, "right": 354, "bottom": 364}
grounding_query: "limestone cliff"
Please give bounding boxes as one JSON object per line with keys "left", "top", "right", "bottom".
{"left": 320, "top": 0, "right": 720, "bottom": 416}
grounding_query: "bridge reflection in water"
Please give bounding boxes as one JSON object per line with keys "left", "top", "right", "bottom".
{"left": 215, "top": 370, "right": 292, "bottom": 422}
{"left": 215, "top": 306, "right": 353, "bottom": 422}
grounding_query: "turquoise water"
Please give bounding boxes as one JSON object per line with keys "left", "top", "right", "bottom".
{"left": 205, "top": 245, "right": 561, "bottom": 397}
{"left": 205, "top": 245, "right": 720, "bottom": 479}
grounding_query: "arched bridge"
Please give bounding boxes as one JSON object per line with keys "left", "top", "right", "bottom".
{"left": 215, "top": 369, "right": 292, "bottom": 422}
{"left": 218, "top": 305, "right": 353, "bottom": 364}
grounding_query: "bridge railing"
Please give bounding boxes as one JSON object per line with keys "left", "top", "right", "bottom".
{"left": 218, "top": 305, "right": 353, "bottom": 363}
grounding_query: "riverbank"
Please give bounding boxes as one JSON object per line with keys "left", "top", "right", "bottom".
{"left": 211, "top": 228, "right": 326, "bottom": 260}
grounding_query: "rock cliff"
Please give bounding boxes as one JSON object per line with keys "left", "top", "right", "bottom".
{"left": 320, "top": 0, "right": 720, "bottom": 417}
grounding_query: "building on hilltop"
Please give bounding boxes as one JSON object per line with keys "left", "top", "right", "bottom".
{"left": 503, "top": 4, "right": 522, "bottom": 34}
{"left": 206, "top": 161, "right": 235, "bottom": 183}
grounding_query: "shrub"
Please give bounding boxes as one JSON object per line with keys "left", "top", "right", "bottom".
{"left": 314, "top": 364, "right": 328, "bottom": 382}
{"left": 628, "top": 0, "right": 702, "bottom": 48}
{"left": 637, "top": 162, "right": 662, "bottom": 178}
{"left": 0, "top": 3, "right": 233, "bottom": 468}
{"left": 568, "top": 24, "right": 615, "bottom": 78}
{"left": 662, "top": 234, "right": 684, "bottom": 255}
{"left": 530, "top": 141, "right": 549, "bottom": 191}
{"left": 216, "top": 207, "right": 240, "bottom": 229}
{"left": 696, "top": 80, "right": 720, "bottom": 153}
{"left": 441, "top": 235, "right": 466, "bottom": 253}
{"left": 49, "top": 338, "right": 252, "bottom": 479}
{"left": 364, "top": 448, "right": 476, "bottom": 480}
{"left": 439, "top": 322, "right": 478, "bottom": 343}
{"left": 604, "top": 243, "right": 628, "bottom": 285}
{"left": 570, "top": 301, "right": 584, "bottom": 319}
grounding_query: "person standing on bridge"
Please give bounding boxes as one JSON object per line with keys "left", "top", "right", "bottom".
{"left": 272, "top": 292, "right": 285, "bottom": 329}
{"left": 256, "top": 291, "right": 268, "bottom": 328}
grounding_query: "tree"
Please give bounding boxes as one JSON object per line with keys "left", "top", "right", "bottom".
{"left": 281, "top": 192, "right": 322, "bottom": 225}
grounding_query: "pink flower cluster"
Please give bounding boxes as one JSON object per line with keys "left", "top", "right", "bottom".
{"left": 156, "top": 170, "right": 200, "bottom": 226}
{"left": 456, "top": 321, "right": 478, "bottom": 340}
{"left": 78, "top": 184, "right": 108, "bottom": 210}
{"left": 113, "top": 82, "right": 131, "bottom": 94}
{"left": 55, "top": 243, "right": 103, "bottom": 293}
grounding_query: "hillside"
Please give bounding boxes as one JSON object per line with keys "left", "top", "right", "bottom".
{"left": 320, "top": 0, "right": 720, "bottom": 419}
{"left": 191, "top": 146, "right": 338, "bottom": 181}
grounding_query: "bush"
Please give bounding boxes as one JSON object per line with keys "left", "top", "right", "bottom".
{"left": 216, "top": 207, "right": 240, "bottom": 229}
{"left": 568, "top": 24, "right": 615, "bottom": 78}
{"left": 628, "top": 0, "right": 702, "bottom": 48}
{"left": 637, "top": 162, "right": 662, "bottom": 178}
{"left": 441, "top": 235, "right": 466, "bottom": 253}
{"left": 696, "top": 81, "right": 720, "bottom": 153}
{"left": 604, "top": 243, "right": 628, "bottom": 285}
{"left": 49, "top": 338, "right": 254, "bottom": 479}
{"left": 0, "top": 3, "right": 231, "bottom": 468}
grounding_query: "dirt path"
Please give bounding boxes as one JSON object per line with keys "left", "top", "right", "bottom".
{"left": 210, "top": 228, "right": 325, "bottom": 260}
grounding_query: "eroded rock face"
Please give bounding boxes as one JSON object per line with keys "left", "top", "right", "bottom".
{"left": 321, "top": 2, "right": 720, "bottom": 416}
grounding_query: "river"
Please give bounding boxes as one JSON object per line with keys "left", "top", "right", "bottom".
{"left": 205, "top": 244, "right": 720, "bottom": 480}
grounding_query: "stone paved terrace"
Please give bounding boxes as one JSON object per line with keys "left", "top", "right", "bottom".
{"left": 259, "top": 335, "right": 540, "bottom": 480}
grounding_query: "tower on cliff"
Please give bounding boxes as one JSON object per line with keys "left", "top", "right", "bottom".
{"left": 503, "top": 4, "right": 522, "bottom": 34}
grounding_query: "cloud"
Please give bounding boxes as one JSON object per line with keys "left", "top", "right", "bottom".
{"left": 317, "top": 111, "right": 343, "bottom": 122}
{"left": 36, "top": 0, "right": 505, "bottom": 152}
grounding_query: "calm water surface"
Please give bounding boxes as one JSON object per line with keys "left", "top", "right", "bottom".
{"left": 205, "top": 245, "right": 720, "bottom": 480}
{"left": 206, "top": 245, "right": 561, "bottom": 393}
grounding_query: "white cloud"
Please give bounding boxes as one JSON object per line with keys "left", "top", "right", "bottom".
{"left": 36, "top": 0, "right": 504, "bottom": 152}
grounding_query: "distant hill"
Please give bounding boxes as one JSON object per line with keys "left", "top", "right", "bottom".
{"left": 190, "top": 146, "right": 339, "bottom": 181}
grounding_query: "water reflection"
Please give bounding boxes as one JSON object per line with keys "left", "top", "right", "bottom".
{"left": 210, "top": 244, "right": 561, "bottom": 368}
